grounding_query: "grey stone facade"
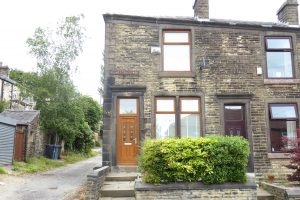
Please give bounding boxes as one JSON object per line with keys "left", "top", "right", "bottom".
{"left": 102, "top": 0, "right": 300, "bottom": 178}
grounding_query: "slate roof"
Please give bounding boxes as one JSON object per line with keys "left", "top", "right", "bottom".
{"left": 0, "top": 110, "right": 40, "bottom": 125}
{"left": 103, "top": 14, "right": 300, "bottom": 30}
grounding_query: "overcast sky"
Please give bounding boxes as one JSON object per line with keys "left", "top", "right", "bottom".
{"left": 0, "top": 0, "right": 294, "bottom": 101}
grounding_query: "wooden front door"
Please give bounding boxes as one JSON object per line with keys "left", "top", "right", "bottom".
{"left": 117, "top": 98, "right": 139, "bottom": 165}
{"left": 14, "top": 131, "right": 25, "bottom": 161}
{"left": 224, "top": 104, "right": 254, "bottom": 172}
{"left": 224, "top": 105, "right": 247, "bottom": 138}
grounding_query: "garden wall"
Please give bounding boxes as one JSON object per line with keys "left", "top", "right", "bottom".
{"left": 261, "top": 182, "right": 300, "bottom": 200}
{"left": 135, "top": 176, "right": 257, "bottom": 200}
{"left": 85, "top": 166, "right": 110, "bottom": 200}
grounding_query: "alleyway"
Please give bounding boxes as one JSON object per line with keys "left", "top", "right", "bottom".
{"left": 0, "top": 154, "right": 101, "bottom": 200}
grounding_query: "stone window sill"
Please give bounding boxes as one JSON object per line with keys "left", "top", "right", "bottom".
{"left": 268, "top": 153, "right": 291, "bottom": 159}
{"left": 264, "top": 79, "right": 300, "bottom": 85}
{"left": 159, "top": 71, "right": 196, "bottom": 78}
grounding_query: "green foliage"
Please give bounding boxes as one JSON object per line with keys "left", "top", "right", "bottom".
{"left": 0, "top": 167, "right": 7, "bottom": 174}
{"left": 10, "top": 15, "right": 98, "bottom": 153}
{"left": 139, "top": 136, "right": 250, "bottom": 184}
{"left": 12, "top": 151, "right": 97, "bottom": 174}
{"left": 0, "top": 100, "right": 9, "bottom": 112}
{"left": 13, "top": 157, "right": 65, "bottom": 173}
{"left": 94, "top": 140, "right": 101, "bottom": 147}
{"left": 77, "top": 96, "right": 102, "bottom": 132}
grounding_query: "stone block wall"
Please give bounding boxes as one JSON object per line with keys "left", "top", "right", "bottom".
{"left": 85, "top": 166, "right": 110, "bottom": 200}
{"left": 261, "top": 182, "right": 300, "bottom": 200}
{"left": 103, "top": 14, "right": 300, "bottom": 177}
{"left": 135, "top": 179, "right": 257, "bottom": 200}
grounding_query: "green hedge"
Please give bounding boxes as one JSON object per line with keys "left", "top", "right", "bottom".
{"left": 138, "top": 136, "right": 250, "bottom": 184}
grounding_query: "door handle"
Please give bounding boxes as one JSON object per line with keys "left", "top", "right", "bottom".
{"left": 133, "top": 138, "right": 137, "bottom": 144}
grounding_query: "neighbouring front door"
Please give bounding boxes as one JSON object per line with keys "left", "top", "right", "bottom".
{"left": 224, "top": 104, "right": 254, "bottom": 172}
{"left": 117, "top": 98, "right": 139, "bottom": 165}
{"left": 14, "top": 131, "right": 25, "bottom": 161}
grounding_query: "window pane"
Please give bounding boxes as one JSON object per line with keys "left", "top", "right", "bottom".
{"left": 267, "top": 52, "right": 293, "bottom": 78}
{"left": 181, "top": 99, "right": 199, "bottom": 112}
{"left": 267, "top": 38, "right": 291, "bottom": 49}
{"left": 164, "top": 45, "right": 190, "bottom": 71}
{"left": 180, "top": 114, "right": 200, "bottom": 138}
{"left": 270, "top": 105, "right": 297, "bottom": 119}
{"left": 164, "top": 32, "right": 189, "bottom": 43}
{"left": 119, "top": 99, "right": 137, "bottom": 114}
{"left": 270, "top": 120, "right": 296, "bottom": 152}
{"left": 156, "top": 114, "right": 176, "bottom": 139}
{"left": 156, "top": 99, "right": 174, "bottom": 112}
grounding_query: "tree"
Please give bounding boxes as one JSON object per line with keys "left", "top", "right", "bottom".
{"left": 77, "top": 96, "right": 102, "bottom": 132}
{"left": 13, "top": 15, "right": 96, "bottom": 152}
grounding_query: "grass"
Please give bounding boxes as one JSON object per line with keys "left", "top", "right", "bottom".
{"left": 0, "top": 167, "right": 7, "bottom": 175}
{"left": 12, "top": 150, "right": 98, "bottom": 174}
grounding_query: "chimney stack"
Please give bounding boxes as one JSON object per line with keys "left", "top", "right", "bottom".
{"left": 277, "top": 0, "right": 299, "bottom": 25}
{"left": 193, "top": 0, "right": 209, "bottom": 19}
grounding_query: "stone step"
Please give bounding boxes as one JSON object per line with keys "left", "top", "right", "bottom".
{"left": 111, "top": 166, "right": 138, "bottom": 173}
{"left": 105, "top": 172, "right": 139, "bottom": 182}
{"left": 100, "top": 198, "right": 135, "bottom": 200}
{"left": 101, "top": 181, "right": 135, "bottom": 198}
{"left": 257, "top": 188, "right": 274, "bottom": 200}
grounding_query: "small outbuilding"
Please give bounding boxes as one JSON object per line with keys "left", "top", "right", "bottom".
{"left": 0, "top": 116, "right": 17, "bottom": 165}
{"left": 0, "top": 110, "right": 44, "bottom": 162}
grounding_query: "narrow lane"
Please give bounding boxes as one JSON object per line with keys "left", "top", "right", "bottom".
{"left": 0, "top": 154, "right": 101, "bottom": 200}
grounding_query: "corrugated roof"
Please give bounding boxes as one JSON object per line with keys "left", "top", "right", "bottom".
{"left": 0, "top": 115, "right": 17, "bottom": 126}
{"left": 0, "top": 110, "right": 40, "bottom": 125}
{"left": 0, "top": 75, "right": 15, "bottom": 84}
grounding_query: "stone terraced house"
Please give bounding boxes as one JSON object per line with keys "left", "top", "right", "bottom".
{"left": 103, "top": 0, "right": 300, "bottom": 178}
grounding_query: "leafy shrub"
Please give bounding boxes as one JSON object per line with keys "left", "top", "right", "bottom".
{"left": 138, "top": 136, "right": 250, "bottom": 184}
{"left": 0, "top": 100, "right": 9, "bottom": 112}
{"left": 281, "top": 136, "right": 300, "bottom": 182}
{"left": 0, "top": 167, "right": 7, "bottom": 174}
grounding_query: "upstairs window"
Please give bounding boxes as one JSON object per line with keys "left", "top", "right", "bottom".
{"left": 163, "top": 30, "right": 191, "bottom": 71}
{"left": 269, "top": 103, "right": 299, "bottom": 152}
{"left": 265, "top": 37, "right": 294, "bottom": 78}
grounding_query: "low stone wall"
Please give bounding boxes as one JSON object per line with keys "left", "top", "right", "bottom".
{"left": 135, "top": 178, "right": 257, "bottom": 200}
{"left": 85, "top": 166, "right": 110, "bottom": 200}
{"left": 261, "top": 182, "right": 300, "bottom": 200}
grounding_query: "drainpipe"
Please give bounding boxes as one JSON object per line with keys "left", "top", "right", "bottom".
{"left": 1, "top": 80, "right": 4, "bottom": 101}
{"left": 10, "top": 84, "right": 14, "bottom": 109}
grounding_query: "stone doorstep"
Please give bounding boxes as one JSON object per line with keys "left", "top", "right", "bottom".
{"left": 257, "top": 188, "right": 274, "bottom": 200}
{"left": 101, "top": 181, "right": 135, "bottom": 198}
{"left": 111, "top": 166, "right": 137, "bottom": 173}
{"left": 105, "top": 172, "right": 141, "bottom": 182}
{"left": 100, "top": 198, "right": 135, "bottom": 200}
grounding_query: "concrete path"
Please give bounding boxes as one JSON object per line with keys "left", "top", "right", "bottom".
{"left": 0, "top": 154, "right": 102, "bottom": 200}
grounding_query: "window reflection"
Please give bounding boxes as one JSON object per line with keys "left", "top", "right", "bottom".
{"left": 267, "top": 52, "right": 292, "bottom": 78}
{"left": 164, "top": 45, "right": 190, "bottom": 71}
{"left": 181, "top": 99, "right": 199, "bottom": 112}
{"left": 180, "top": 114, "right": 200, "bottom": 138}
{"left": 156, "top": 99, "right": 175, "bottom": 112}
{"left": 270, "top": 105, "right": 297, "bottom": 119}
{"left": 119, "top": 99, "right": 137, "bottom": 114}
{"left": 156, "top": 114, "right": 176, "bottom": 139}
{"left": 267, "top": 38, "right": 291, "bottom": 49}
